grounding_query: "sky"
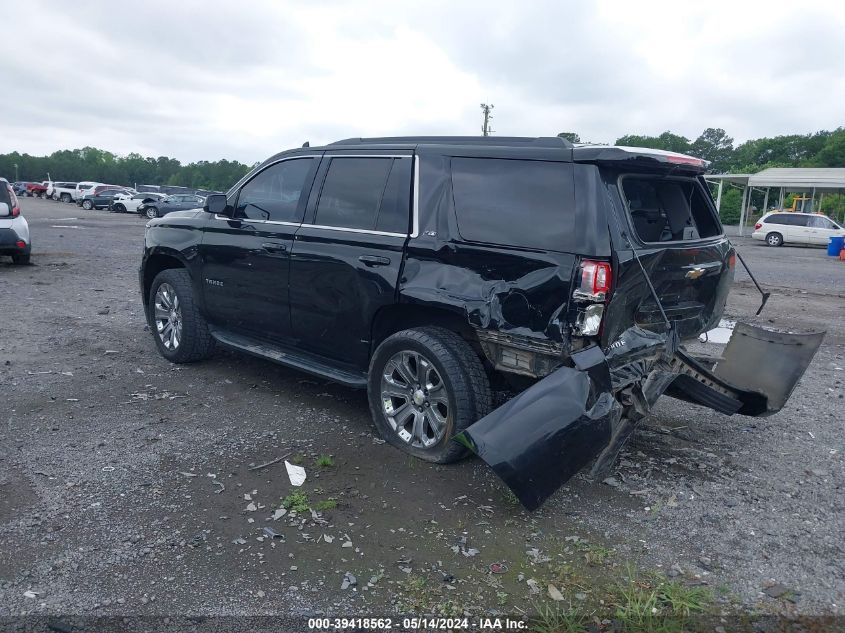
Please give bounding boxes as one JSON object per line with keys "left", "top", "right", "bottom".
{"left": 2, "top": 0, "right": 844, "bottom": 165}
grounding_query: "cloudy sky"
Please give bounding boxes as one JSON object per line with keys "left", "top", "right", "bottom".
{"left": 3, "top": 0, "right": 844, "bottom": 164}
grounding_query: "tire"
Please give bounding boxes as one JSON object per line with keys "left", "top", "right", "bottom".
{"left": 60, "top": 193, "right": 71, "bottom": 203}
{"left": 145, "top": 206, "right": 159, "bottom": 219}
{"left": 11, "top": 248, "right": 31, "bottom": 265}
{"left": 766, "top": 232, "right": 783, "bottom": 247}
{"left": 82, "top": 200, "right": 93, "bottom": 210}
{"left": 114, "top": 203, "right": 126, "bottom": 213}
{"left": 368, "top": 326, "right": 492, "bottom": 464}
{"left": 148, "top": 268, "right": 215, "bottom": 363}
{"left": 51, "top": 193, "right": 58, "bottom": 201}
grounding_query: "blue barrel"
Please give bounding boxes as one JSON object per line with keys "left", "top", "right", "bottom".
{"left": 828, "top": 236, "right": 845, "bottom": 256}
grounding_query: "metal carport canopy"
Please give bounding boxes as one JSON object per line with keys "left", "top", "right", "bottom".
{"left": 748, "top": 168, "right": 845, "bottom": 191}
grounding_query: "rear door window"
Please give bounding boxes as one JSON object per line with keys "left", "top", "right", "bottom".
{"left": 450, "top": 157, "right": 575, "bottom": 251}
{"left": 621, "top": 176, "right": 721, "bottom": 242}
{"left": 314, "top": 157, "right": 410, "bottom": 233}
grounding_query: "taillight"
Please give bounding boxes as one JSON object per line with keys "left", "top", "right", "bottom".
{"left": 728, "top": 252, "right": 736, "bottom": 268}
{"left": 15, "top": 240, "right": 25, "bottom": 249}
{"left": 573, "top": 260, "right": 612, "bottom": 337}
{"left": 580, "top": 260, "right": 612, "bottom": 297}
{"left": 754, "top": 222, "right": 762, "bottom": 230}
{"left": 6, "top": 185, "right": 20, "bottom": 216}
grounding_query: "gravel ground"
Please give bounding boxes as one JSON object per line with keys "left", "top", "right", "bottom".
{"left": 1, "top": 198, "right": 843, "bottom": 624}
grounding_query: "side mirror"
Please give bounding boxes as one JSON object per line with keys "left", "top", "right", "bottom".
{"left": 0, "top": 202, "right": 9, "bottom": 217}
{"left": 204, "top": 193, "right": 229, "bottom": 215}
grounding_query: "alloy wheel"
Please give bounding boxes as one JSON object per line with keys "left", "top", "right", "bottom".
{"left": 380, "top": 350, "right": 450, "bottom": 449}
{"left": 153, "top": 283, "right": 182, "bottom": 351}
{"left": 145, "top": 207, "right": 157, "bottom": 219}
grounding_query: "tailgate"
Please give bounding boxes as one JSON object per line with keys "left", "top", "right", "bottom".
{"left": 609, "top": 240, "right": 735, "bottom": 342}
{"left": 602, "top": 173, "right": 735, "bottom": 343}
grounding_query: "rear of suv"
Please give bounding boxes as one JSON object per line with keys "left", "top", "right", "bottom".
{"left": 139, "top": 137, "right": 822, "bottom": 509}
{"left": 0, "top": 178, "right": 31, "bottom": 264}
{"left": 752, "top": 211, "right": 845, "bottom": 247}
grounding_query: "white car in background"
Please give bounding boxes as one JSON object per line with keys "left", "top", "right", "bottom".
{"left": 73, "top": 181, "right": 102, "bottom": 201}
{"left": 110, "top": 191, "right": 167, "bottom": 214}
{"left": 48, "top": 181, "right": 79, "bottom": 202}
{"left": 0, "top": 178, "right": 30, "bottom": 264}
{"left": 752, "top": 211, "right": 845, "bottom": 247}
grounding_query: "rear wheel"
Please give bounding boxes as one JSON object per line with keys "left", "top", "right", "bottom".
{"left": 148, "top": 268, "right": 215, "bottom": 363}
{"left": 82, "top": 200, "right": 93, "bottom": 210}
{"left": 60, "top": 193, "right": 71, "bottom": 203}
{"left": 766, "top": 232, "right": 783, "bottom": 247}
{"left": 113, "top": 203, "right": 126, "bottom": 213}
{"left": 368, "top": 327, "right": 491, "bottom": 464}
{"left": 145, "top": 206, "right": 158, "bottom": 219}
{"left": 11, "top": 247, "right": 31, "bottom": 265}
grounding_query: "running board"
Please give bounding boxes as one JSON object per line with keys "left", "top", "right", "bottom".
{"left": 209, "top": 328, "right": 368, "bottom": 388}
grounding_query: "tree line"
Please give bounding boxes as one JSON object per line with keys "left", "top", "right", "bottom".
{"left": 560, "top": 127, "right": 845, "bottom": 223}
{"left": 0, "top": 147, "right": 253, "bottom": 193}
{"left": 4, "top": 127, "right": 844, "bottom": 221}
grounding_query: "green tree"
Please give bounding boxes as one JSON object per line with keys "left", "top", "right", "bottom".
{"left": 690, "top": 128, "right": 734, "bottom": 172}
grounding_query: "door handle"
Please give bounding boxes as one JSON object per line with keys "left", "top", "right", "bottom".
{"left": 358, "top": 255, "right": 391, "bottom": 266}
{"left": 261, "top": 242, "right": 288, "bottom": 253}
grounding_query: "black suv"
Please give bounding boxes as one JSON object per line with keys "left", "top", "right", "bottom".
{"left": 140, "top": 136, "right": 822, "bottom": 509}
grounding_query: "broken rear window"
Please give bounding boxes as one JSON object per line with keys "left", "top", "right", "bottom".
{"left": 621, "top": 176, "right": 721, "bottom": 243}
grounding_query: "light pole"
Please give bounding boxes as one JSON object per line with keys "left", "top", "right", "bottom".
{"left": 13, "top": 163, "right": 18, "bottom": 182}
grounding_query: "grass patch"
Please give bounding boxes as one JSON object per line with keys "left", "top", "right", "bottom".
{"left": 397, "top": 575, "right": 464, "bottom": 616}
{"left": 281, "top": 491, "right": 309, "bottom": 513}
{"left": 578, "top": 542, "right": 614, "bottom": 567}
{"left": 502, "top": 488, "right": 521, "bottom": 507}
{"left": 609, "top": 567, "right": 714, "bottom": 631}
{"left": 532, "top": 602, "right": 590, "bottom": 633}
{"left": 315, "top": 455, "right": 334, "bottom": 468}
{"left": 313, "top": 498, "right": 337, "bottom": 511}
{"left": 290, "top": 453, "right": 305, "bottom": 465}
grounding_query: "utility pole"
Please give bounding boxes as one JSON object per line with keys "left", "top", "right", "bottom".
{"left": 480, "top": 103, "right": 494, "bottom": 136}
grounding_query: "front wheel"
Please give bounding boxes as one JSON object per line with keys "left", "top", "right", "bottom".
{"left": 766, "top": 232, "right": 783, "bottom": 247}
{"left": 82, "top": 200, "right": 93, "bottom": 210}
{"left": 145, "top": 207, "right": 158, "bottom": 219}
{"left": 368, "top": 327, "right": 491, "bottom": 464}
{"left": 113, "top": 203, "right": 126, "bottom": 213}
{"left": 148, "top": 268, "right": 215, "bottom": 363}
{"left": 60, "top": 193, "right": 71, "bottom": 203}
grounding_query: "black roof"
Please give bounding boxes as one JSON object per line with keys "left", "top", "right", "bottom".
{"left": 328, "top": 136, "right": 574, "bottom": 149}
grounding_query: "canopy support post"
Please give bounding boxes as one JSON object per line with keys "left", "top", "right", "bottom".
{"left": 739, "top": 186, "right": 749, "bottom": 236}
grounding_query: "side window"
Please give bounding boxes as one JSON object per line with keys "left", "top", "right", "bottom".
{"left": 809, "top": 216, "right": 834, "bottom": 229}
{"left": 375, "top": 159, "right": 412, "bottom": 233}
{"left": 451, "top": 157, "right": 576, "bottom": 251}
{"left": 236, "top": 158, "right": 314, "bottom": 222}
{"left": 767, "top": 214, "right": 787, "bottom": 225}
{"left": 791, "top": 215, "right": 810, "bottom": 227}
{"left": 314, "top": 158, "right": 394, "bottom": 230}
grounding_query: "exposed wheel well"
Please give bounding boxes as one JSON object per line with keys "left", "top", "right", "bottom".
{"left": 143, "top": 254, "right": 185, "bottom": 306}
{"left": 370, "top": 303, "right": 481, "bottom": 360}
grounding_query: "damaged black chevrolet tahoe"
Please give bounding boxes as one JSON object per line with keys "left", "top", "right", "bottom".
{"left": 140, "top": 136, "right": 823, "bottom": 509}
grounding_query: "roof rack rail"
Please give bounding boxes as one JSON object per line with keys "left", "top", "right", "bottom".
{"left": 329, "top": 136, "right": 574, "bottom": 148}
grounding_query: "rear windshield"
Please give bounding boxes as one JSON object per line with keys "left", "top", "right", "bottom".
{"left": 451, "top": 157, "right": 576, "bottom": 251}
{"left": 621, "top": 176, "right": 721, "bottom": 242}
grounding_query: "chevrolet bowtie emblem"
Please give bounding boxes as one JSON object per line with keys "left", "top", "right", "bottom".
{"left": 685, "top": 267, "right": 706, "bottom": 280}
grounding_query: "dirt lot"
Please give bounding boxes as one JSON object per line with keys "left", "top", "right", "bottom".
{"left": 1, "top": 198, "right": 843, "bottom": 627}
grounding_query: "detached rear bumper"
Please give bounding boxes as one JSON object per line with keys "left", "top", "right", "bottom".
{"left": 456, "top": 322, "right": 824, "bottom": 510}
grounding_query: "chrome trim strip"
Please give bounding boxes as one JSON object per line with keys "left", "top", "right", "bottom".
{"left": 301, "top": 224, "right": 406, "bottom": 238}
{"left": 411, "top": 155, "right": 420, "bottom": 238}
{"left": 322, "top": 154, "right": 411, "bottom": 159}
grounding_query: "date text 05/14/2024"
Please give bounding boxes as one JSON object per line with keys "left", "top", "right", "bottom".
{"left": 307, "top": 617, "right": 527, "bottom": 630}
